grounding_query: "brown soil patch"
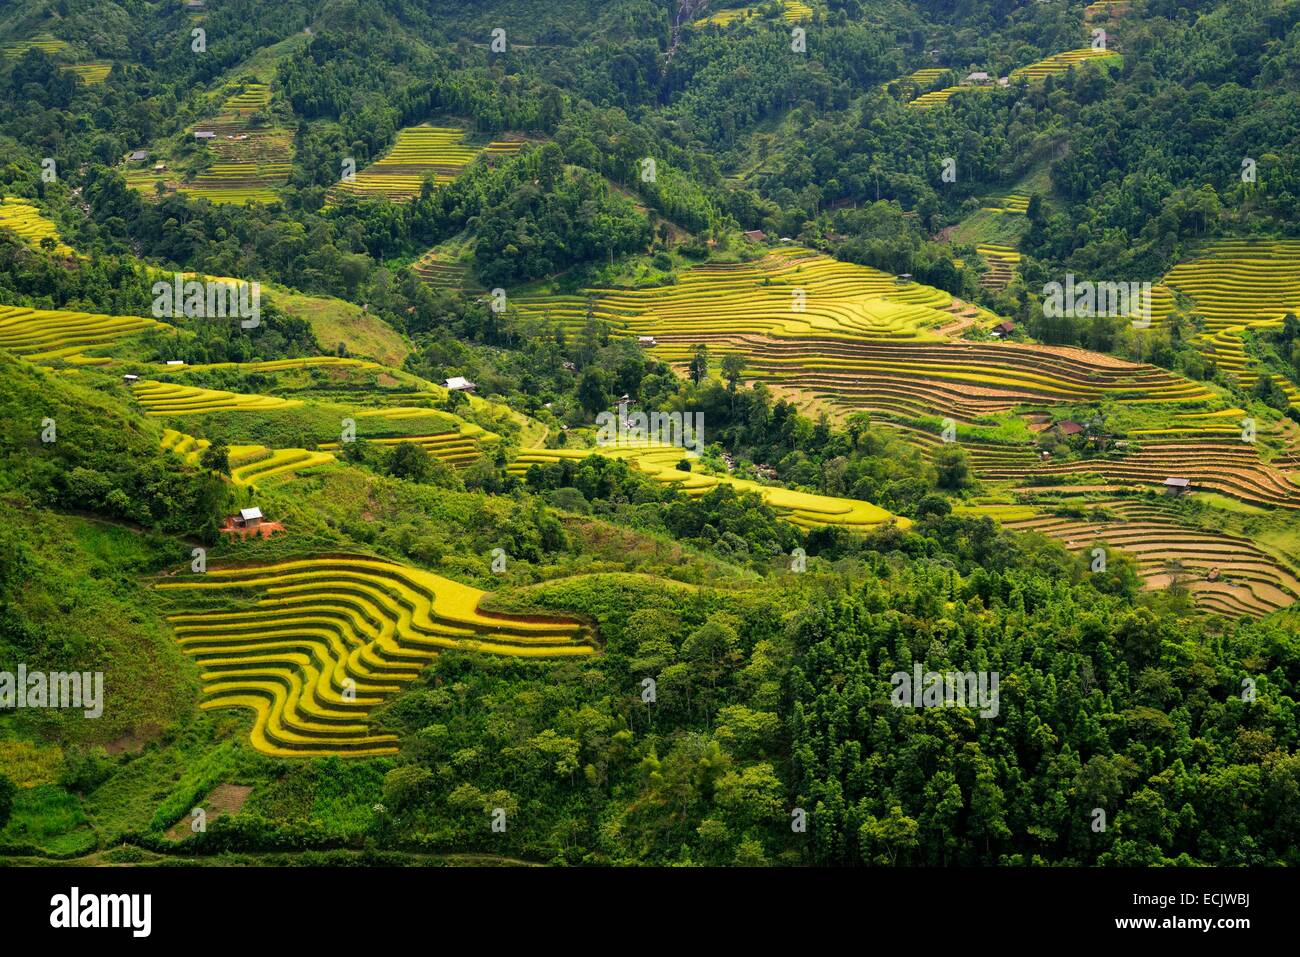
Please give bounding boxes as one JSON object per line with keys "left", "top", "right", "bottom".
{"left": 104, "top": 724, "right": 164, "bottom": 756}
{"left": 219, "top": 519, "right": 286, "bottom": 539}
{"left": 165, "top": 783, "right": 253, "bottom": 840}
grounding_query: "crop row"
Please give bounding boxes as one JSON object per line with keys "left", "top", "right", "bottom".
{"left": 666, "top": 336, "right": 1210, "bottom": 421}
{"left": 701, "top": 0, "right": 812, "bottom": 26}
{"left": 320, "top": 421, "right": 496, "bottom": 467}
{"left": 0, "top": 198, "right": 76, "bottom": 256}
{"left": 510, "top": 442, "right": 907, "bottom": 531}
{"left": 976, "top": 243, "right": 1020, "bottom": 290}
{"left": 1151, "top": 241, "right": 1300, "bottom": 407}
{"left": 513, "top": 246, "right": 965, "bottom": 342}
{"left": 981, "top": 193, "right": 1029, "bottom": 214}
{"left": 1009, "top": 48, "right": 1122, "bottom": 81}
{"left": 984, "top": 441, "right": 1300, "bottom": 509}
{"left": 132, "top": 380, "right": 301, "bottom": 416}
{"left": 412, "top": 250, "right": 481, "bottom": 292}
{"left": 0, "top": 304, "right": 162, "bottom": 363}
{"left": 1006, "top": 510, "right": 1299, "bottom": 616}
{"left": 155, "top": 557, "right": 593, "bottom": 756}
{"left": 1, "top": 33, "right": 68, "bottom": 58}
{"left": 328, "top": 127, "right": 487, "bottom": 204}
{"left": 161, "top": 428, "right": 337, "bottom": 486}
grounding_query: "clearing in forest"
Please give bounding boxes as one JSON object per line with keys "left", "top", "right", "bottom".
{"left": 327, "top": 127, "right": 524, "bottom": 204}
{"left": 0, "top": 198, "right": 75, "bottom": 256}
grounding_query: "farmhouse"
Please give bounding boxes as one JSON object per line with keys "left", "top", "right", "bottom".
{"left": 1164, "top": 477, "right": 1192, "bottom": 496}
{"left": 991, "top": 320, "right": 1015, "bottom": 338}
{"left": 234, "top": 507, "right": 263, "bottom": 528}
{"left": 127, "top": 149, "right": 149, "bottom": 163}
{"left": 638, "top": 335, "right": 657, "bottom": 346}
{"left": 194, "top": 130, "right": 216, "bottom": 141}
{"left": 966, "top": 71, "right": 991, "bottom": 84}
{"left": 1055, "top": 420, "right": 1085, "bottom": 436}
{"left": 743, "top": 229, "right": 766, "bottom": 242}
{"left": 444, "top": 376, "right": 475, "bottom": 392}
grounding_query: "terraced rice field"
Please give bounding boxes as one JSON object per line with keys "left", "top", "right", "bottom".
{"left": 908, "top": 86, "right": 972, "bottom": 109}
{"left": 701, "top": 0, "right": 813, "bottom": 26}
{"left": 0, "top": 35, "right": 112, "bottom": 85}
{"left": 510, "top": 442, "right": 909, "bottom": 532}
{"left": 764, "top": 340, "right": 1210, "bottom": 422}
{"left": 1, "top": 33, "right": 69, "bottom": 58}
{"left": 160, "top": 428, "right": 213, "bottom": 466}
{"left": 157, "top": 83, "right": 291, "bottom": 205}
{"left": 978, "top": 440, "right": 1300, "bottom": 510}
{"left": 981, "top": 193, "right": 1030, "bottom": 214}
{"left": 132, "top": 380, "right": 301, "bottom": 416}
{"left": 977, "top": 243, "right": 1021, "bottom": 290}
{"left": 168, "top": 433, "right": 317, "bottom": 483}
{"left": 883, "top": 69, "right": 954, "bottom": 102}
{"left": 328, "top": 127, "right": 483, "bottom": 203}
{"left": 483, "top": 139, "right": 526, "bottom": 161}
{"left": 155, "top": 557, "right": 595, "bottom": 756}
{"left": 222, "top": 82, "right": 271, "bottom": 113}
{"left": 162, "top": 428, "right": 330, "bottom": 486}
{"left": 412, "top": 249, "right": 481, "bottom": 293}
{"left": 229, "top": 447, "right": 336, "bottom": 486}
{"left": 514, "top": 249, "right": 1212, "bottom": 424}
{"left": 66, "top": 61, "right": 111, "bottom": 84}
{"left": 1010, "top": 48, "right": 1122, "bottom": 81}
{"left": 514, "top": 246, "right": 972, "bottom": 342}
{"left": 1139, "top": 240, "right": 1300, "bottom": 407}
{"left": 1127, "top": 407, "right": 1251, "bottom": 439}
{"left": 0, "top": 198, "right": 75, "bottom": 257}
{"left": 320, "top": 421, "right": 497, "bottom": 468}
{"left": 0, "top": 305, "right": 163, "bottom": 363}
{"left": 1005, "top": 500, "right": 1300, "bottom": 617}
{"left": 170, "top": 356, "right": 380, "bottom": 374}
{"left": 899, "top": 68, "right": 947, "bottom": 89}
{"left": 1085, "top": 1, "right": 1132, "bottom": 19}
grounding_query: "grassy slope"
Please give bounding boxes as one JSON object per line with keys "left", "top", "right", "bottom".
{"left": 269, "top": 286, "right": 411, "bottom": 367}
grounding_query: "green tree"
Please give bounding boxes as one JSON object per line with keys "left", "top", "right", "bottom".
{"left": 200, "top": 440, "right": 230, "bottom": 476}
{"left": 382, "top": 765, "right": 433, "bottom": 810}
{"left": 721, "top": 352, "right": 745, "bottom": 392}
{"left": 386, "top": 441, "right": 433, "bottom": 483}
{"left": 933, "top": 443, "right": 971, "bottom": 490}
{"left": 689, "top": 344, "right": 710, "bottom": 385}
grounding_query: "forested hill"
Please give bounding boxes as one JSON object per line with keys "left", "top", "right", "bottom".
{"left": 1, "top": 0, "right": 1299, "bottom": 869}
